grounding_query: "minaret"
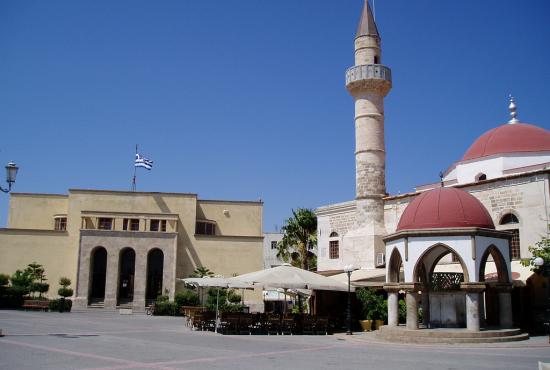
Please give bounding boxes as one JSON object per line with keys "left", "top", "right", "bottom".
{"left": 343, "top": 0, "right": 392, "bottom": 268}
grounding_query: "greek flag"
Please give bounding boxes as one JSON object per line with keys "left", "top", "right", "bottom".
{"left": 135, "top": 153, "right": 153, "bottom": 170}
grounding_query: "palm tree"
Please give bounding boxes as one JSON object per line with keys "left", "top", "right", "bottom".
{"left": 190, "top": 266, "right": 215, "bottom": 278}
{"left": 277, "top": 208, "right": 317, "bottom": 271}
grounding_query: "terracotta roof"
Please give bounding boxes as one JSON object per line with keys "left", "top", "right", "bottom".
{"left": 463, "top": 123, "right": 550, "bottom": 161}
{"left": 396, "top": 187, "right": 495, "bottom": 231}
{"left": 356, "top": 0, "right": 379, "bottom": 38}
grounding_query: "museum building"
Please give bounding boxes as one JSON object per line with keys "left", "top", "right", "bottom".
{"left": 0, "top": 189, "right": 263, "bottom": 312}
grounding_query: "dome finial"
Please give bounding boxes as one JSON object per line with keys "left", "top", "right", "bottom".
{"left": 508, "top": 95, "right": 519, "bottom": 124}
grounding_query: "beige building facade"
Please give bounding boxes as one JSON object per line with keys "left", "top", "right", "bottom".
{"left": 0, "top": 189, "right": 263, "bottom": 312}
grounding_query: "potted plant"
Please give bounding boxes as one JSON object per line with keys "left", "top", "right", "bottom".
{"left": 356, "top": 288, "right": 378, "bottom": 331}
{"left": 372, "top": 299, "right": 387, "bottom": 330}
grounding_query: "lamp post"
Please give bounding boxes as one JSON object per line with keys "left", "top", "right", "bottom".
{"left": 0, "top": 162, "right": 19, "bottom": 193}
{"left": 344, "top": 264, "right": 356, "bottom": 335}
{"left": 533, "top": 257, "right": 550, "bottom": 343}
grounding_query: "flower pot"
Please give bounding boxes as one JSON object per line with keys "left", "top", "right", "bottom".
{"left": 373, "top": 319, "right": 384, "bottom": 330}
{"left": 359, "top": 319, "right": 372, "bottom": 332}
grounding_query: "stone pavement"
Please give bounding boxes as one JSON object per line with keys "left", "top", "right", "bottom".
{"left": 0, "top": 310, "right": 549, "bottom": 370}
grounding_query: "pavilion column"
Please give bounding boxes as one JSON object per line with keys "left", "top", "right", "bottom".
{"left": 402, "top": 283, "right": 420, "bottom": 330}
{"left": 479, "top": 291, "right": 486, "bottom": 328}
{"left": 461, "top": 283, "right": 485, "bottom": 331}
{"left": 384, "top": 283, "right": 400, "bottom": 327}
{"left": 421, "top": 285, "right": 430, "bottom": 328}
{"left": 496, "top": 283, "right": 514, "bottom": 329}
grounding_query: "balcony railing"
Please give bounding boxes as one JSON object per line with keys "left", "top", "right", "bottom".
{"left": 345, "top": 64, "right": 392, "bottom": 87}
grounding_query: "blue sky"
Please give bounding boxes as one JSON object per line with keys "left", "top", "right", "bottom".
{"left": 1, "top": 0, "right": 549, "bottom": 231}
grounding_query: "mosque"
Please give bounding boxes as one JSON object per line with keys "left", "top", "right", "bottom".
{"left": 317, "top": 1, "right": 550, "bottom": 334}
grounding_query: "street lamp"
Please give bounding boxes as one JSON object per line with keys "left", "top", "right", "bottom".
{"left": 533, "top": 257, "right": 550, "bottom": 343}
{"left": 344, "top": 264, "right": 357, "bottom": 335}
{"left": 0, "top": 162, "right": 19, "bottom": 193}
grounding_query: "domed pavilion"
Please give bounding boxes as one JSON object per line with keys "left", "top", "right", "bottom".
{"left": 383, "top": 186, "right": 513, "bottom": 332}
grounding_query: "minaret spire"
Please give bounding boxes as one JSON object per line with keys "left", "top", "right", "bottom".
{"left": 356, "top": 0, "right": 379, "bottom": 39}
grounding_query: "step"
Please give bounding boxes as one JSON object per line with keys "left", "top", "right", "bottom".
{"left": 379, "top": 326, "right": 523, "bottom": 338}
{"left": 376, "top": 327, "right": 529, "bottom": 344}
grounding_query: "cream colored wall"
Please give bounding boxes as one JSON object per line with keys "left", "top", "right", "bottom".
{"left": 190, "top": 236, "right": 263, "bottom": 277}
{"left": 0, "top": 230, "right": 74, "bottom": 299}
{"left": 8, "top": 194, "right": 68, "bottom": 230}
{"left": 3, "top": 190, "right": 264, "bottom": 304}
{"left": 196, "top": 201, "right": 262, "bottom": 236}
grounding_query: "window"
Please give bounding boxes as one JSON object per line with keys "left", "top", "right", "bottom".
{"left": 160, "top": 220, "right": 167, "bottom": 232}
{"left": 98, "top": 218, "right": 113, "bottom": 230}
{"left": 476, "top": 173, "right": 487, "bottom": 181}
{"left": 374, "top": 55, "right": 379, "bottom": 64}
{"left": 196, "top": 221, "right": 216, "bottom": 235}
{"left": 150, "top": 219, "right": 160, "bottom": 232}
{"left": 271, "top": 241, "right": 278, "bottom": 250}
{"left": 329, "top": 240, "right": 339, "bottom": 259}
{"left": 510, "top": 229, "right": 521, "bottom": 260}
{"left": 329, "top": 232, "right": 339, "bottom": 238}
{"left": 500, "top": 213, "right": 519, "bottom": 225}
{"left": 54, "top": 217, "right": 67, "bottom": 231}
{"left": 123, "top": 218, "right": 140, "bottom": 231}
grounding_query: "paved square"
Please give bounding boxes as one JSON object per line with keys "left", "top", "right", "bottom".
{"left": 0, "top": 310, "right": 549, "bottom": 370}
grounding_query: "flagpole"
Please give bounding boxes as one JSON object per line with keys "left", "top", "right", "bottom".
{"left": 132, "top": 144, "right": 137, "bottom": 192}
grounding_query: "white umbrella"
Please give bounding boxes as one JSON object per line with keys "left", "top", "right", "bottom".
{"left": 178, "top": 277, "right": 254, "bottom": 333}
{"left": 230, "top": 264, "right": 353, "bottom": 292}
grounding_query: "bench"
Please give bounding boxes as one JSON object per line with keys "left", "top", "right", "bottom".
{"left": 22, "top": 300, "right": 50, "bottom": 311}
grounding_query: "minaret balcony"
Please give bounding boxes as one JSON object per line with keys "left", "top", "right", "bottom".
{"left": 345, "top": 64, "right": 392, "bottom": 93}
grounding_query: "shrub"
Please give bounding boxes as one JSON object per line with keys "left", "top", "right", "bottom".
{"left": 206, "top": 288, "right": 243, "bottom": 313}
{"left": 398, "top": 299, "right": 407, "bottom": 323}
{"left": 49, "top": 299, "right": 72, "bottom": 312}
{"left": 58, "top": 277, "right": 73, "bottom": 298}
{"left": 356, "top": 287, "right": 386, "bottom": 321}
{"left": 153, "top": 301, "right": 179, "bottom": 316}
{"left": 0, "top": 274, "right": 9, "bottom": 287}
{"left": 174, "top": 290, "right": 199, "bottom": 307}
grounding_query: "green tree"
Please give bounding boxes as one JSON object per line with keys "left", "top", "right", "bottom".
{"left": 57, "top": 277, "right": 73, "bottom": 298}
{"left": 190, "top": 266, "right": 215, "bottom": 278}
{"left": 10, "top": 270, "right": 33, "bottom": 296}
{"left": 25, "top": 262, "right": 49, "bottom": 298}
{"left": 277, "top": 208, "right": 318, "bottom": 270}
{"left": 521, "top": 236, "right": 550, "bottom": 277}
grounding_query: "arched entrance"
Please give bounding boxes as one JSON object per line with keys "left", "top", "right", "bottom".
{"left": 118, "top": 248, "right": 136, "bottom": 306}
{"left": 146, "top": 249, "right": 164, "bottom": 303}
{"left": 479, "top": 245, "right": 512, "bottom": 328}
{"left": 89, "top": 247, "right": 107, "bottom": 304}
{"left": 413, "top": 243, "right": 469, "bottom": 328}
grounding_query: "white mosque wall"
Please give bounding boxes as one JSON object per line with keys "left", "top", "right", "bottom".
{"left": 317, "top": 172, "right": 550, "bottom": 273}
{"left": 445, "top": 152, "right": 550, "bottom": 185}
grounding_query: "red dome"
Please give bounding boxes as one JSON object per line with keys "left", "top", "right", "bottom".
{"left": 463, "top": 123, "right": 550, "bottom": 161}
{"left": 397, "top": 187, "right": 495, "bottom": 231}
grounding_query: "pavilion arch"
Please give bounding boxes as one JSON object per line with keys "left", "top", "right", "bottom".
{"left": 387, "top": 247, "right": 403, "bottom": 283}
{"left": 89, "top": 246, "right": 107, "bottom": 303}
{"left": 479, "top": 244, "right": 510, "bottom": 283}
{"left": 413, "top": 243, "right": 470, "bottom": 283}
